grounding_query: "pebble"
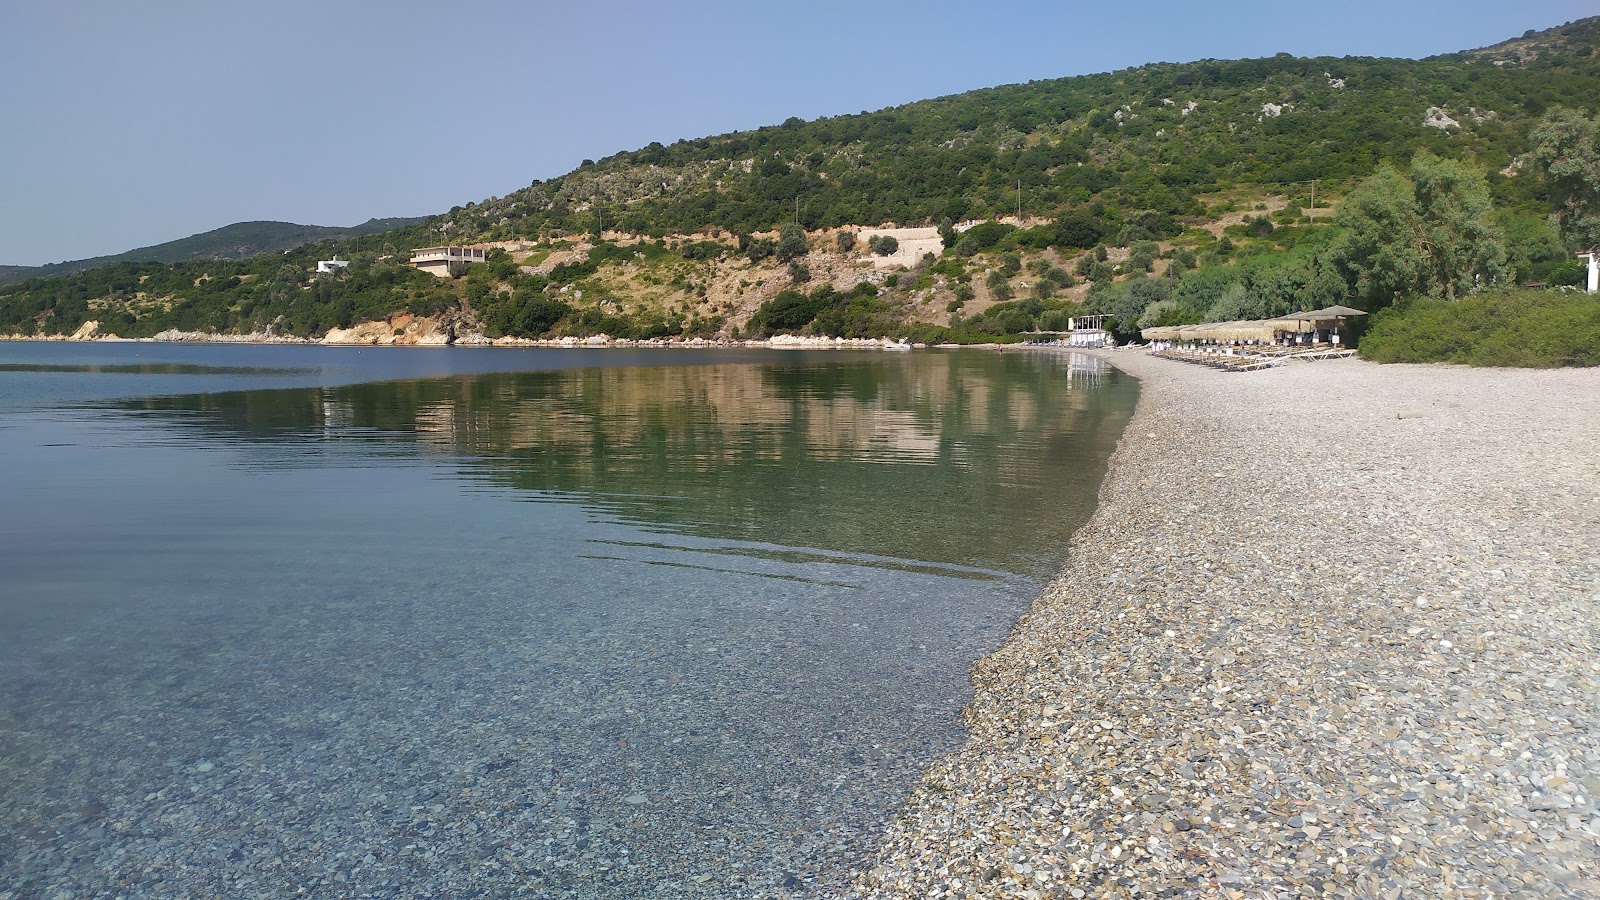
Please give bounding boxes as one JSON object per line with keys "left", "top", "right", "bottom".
{"left": 852, "top": 355, "right": 1600, "bottom": 898}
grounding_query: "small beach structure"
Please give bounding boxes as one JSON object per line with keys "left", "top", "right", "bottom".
{"left": 1022, "top": 314, "right": 1116, "bottom": 348}
{"left": 1064, "top": 314, "right": 1114, "bottom": 348}
{"left": 1271, "top": 305, "right": 1368, "bottom": 345}
{"left": 411, "top": 246, "right": 488, "bottom": 278}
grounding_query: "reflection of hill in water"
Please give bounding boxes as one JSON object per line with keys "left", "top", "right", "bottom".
{"left": 118, "top": 352, "right": 1136, "bottom": 577}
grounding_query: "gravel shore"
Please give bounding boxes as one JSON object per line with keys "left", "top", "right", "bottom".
{"left": 851, "top": 353, "right": 1600, "bottom": 898}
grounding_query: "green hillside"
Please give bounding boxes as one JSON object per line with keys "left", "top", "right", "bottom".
{"left": 440, "top": 18, "right": 1600, "bottom": 241}
{"left": 2, "top": 17, "right": 1598, "bottom": 346}
{"left": 0, "top": 217, "right": 425, "bottom": 286}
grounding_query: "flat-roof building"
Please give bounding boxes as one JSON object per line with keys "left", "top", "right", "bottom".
{"left": 411, "top": 246, "right": 487, "bottom": 278}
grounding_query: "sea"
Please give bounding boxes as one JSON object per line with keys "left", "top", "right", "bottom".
{"left": 0, "top": 341, "right": 1137, "bottom": 898}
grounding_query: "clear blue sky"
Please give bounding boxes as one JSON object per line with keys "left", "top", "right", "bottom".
{"left": 2, "top": 1, "right": 1593, "bottom": 266}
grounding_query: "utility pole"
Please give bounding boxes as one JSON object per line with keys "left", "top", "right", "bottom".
{"left": 1308, "top": 179, "right": 1317, "bottom": 224}
{"left": 1017, "top": 178, "right": 1023, "bottom": 223}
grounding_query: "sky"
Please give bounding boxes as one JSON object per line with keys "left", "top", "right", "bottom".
{"left": 2, "top": 1, "right": 1594, "bottom": 267}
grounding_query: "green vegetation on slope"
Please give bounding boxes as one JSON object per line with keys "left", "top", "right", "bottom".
{"left": 1360, "top": 290, "right": 1600, "bottom": 366}
{"left": 439, "top": 18, "right": 1600, "bottom": 242}
{"left": 1, "top": 17, "right": 1598, "bottom": 350}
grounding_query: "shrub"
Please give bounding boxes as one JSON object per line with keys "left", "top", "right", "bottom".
{"left": 776, "top": 222, "right": 808, "bottom": 262}
{"left": 745, "top": 238, "right": 776, "bottom": 262}
{"left": 1359, "top": 290, "right": 1600, "bottom": 367}
{"left": 960, "top": 221, "right": 1016, "bottom": 252}
{"left": 1053, "top": 211, "right": 1106, "bottom": 250}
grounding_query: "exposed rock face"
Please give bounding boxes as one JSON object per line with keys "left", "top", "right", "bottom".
{"left": 322, "top": 313, "right": 453, "bottom": 346}
{"left": 1424, "top": 106, "right": 1461, "bottom": 130}
{"left": 151, "top": 329, "right": 305, "bottom": 343}
{"left": 69, "top": 320, "right": 101, "bottom": 340}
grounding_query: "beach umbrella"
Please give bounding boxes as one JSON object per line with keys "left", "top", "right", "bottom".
{"left": 1311, "top": 305, "right": 1366, "bottom": 344}
{"left": 1314, "top": 305, "right": 1368, "bottom": 318}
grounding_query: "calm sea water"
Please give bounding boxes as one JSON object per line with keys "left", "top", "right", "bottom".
{"left": 0, "top": 342, "right": 1136, "bottom": 898}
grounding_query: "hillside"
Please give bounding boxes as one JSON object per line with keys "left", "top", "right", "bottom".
{"left": 2, "top": 17, "right": 1598, "bottom": 344}
{"left": 0, "top": 217, "right": 425, "bottom": 286}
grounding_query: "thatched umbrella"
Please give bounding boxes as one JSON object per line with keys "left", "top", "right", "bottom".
{"left": 1210, "top": 320, "right": 1282, "bottom": 343}
{"left": 1308, "top": 305, "right": 1367, "bottom": 344}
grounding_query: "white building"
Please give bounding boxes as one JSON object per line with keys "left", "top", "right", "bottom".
{"left": 1578, "top": 250, "right": 1599, "bottom": 293}
{"left": 411, "top": 246, "right": 487, "bottom": 278}
{"left": 315, "top": 256, "right": 350, "bottom": 274}
{"left": 1065, "top": 314, "right": 1114, "bottom": 348}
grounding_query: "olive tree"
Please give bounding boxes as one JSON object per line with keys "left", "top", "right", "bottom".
{"left": 1530, "top": 108, "right": 1600, "bottom": 251}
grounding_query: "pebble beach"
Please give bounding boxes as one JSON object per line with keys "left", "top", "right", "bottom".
{"left": 851, "top": 352, "right": 1600, "bottom": 898}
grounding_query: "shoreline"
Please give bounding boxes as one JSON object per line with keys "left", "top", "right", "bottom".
{"left": 850, "top": 351, "right": 1600, "bottom": 897}
{"left": 0, "top": 331, "right": 1024, "bottom": 351}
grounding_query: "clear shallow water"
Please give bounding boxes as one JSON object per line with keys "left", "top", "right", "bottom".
{"left": 0, "top": 342, "right": 1136, "bottom": 898}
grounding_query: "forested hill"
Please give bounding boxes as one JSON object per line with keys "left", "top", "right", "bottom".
{"left": 0, "top": 217, "right": 425, "bottom": 286}
{"left": 433, "top": 17, "right": 1600, "bottom": 243}
{"left": 3, "top": 17, "right": 1599, "bottom": 343}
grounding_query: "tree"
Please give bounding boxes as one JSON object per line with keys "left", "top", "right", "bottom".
{"left": 868, "top": 235, "right": 900, "bottom": 256}
{"left": 1329, "top": 155, "right": 1506, "bottom": 308}
{"left": 836, "top": 231, "right": 856, "bottom": 253}
{"left": 1530, "top": 108, "right": 1600, "bottom": 251}
{"left": 938, "top": 217, "right": 957, "bottom": 249}
{"left": 985, "top": 269, "right": 1012, "bottom": 301}
{"left": 1053, "top": 211, "right": 1105, "bottom": 250}
{"left": 776, "top": 222, "right": 808, "bottom": 262}
{"left": 1410, "top": 153, "right": 1509, "bottom": 301}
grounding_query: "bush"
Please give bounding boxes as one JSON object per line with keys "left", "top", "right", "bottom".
{"left": 1053, "top": 211, "right": 1106, "bottom": 250}
{"left": 836, "top": 231, "right": 856, "bottom": 253}
{"left": 960, "top": 221, "right": 1016, "bottom": 252}
{"left": 868, "top": 234, "right": 900, "bottom": 256}
{"left": 776, "top": 222, "right": 808, "bottom": 262}
{"left": 1359, "top": 290, "right": 1600, "bottom": 367}
{"left": 745, "top": 238, "right": 776, "bottom": 262}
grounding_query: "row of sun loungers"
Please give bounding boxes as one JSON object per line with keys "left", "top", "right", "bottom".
{"left": 1150, "top": 344, "right": 1355, "bottom": 371}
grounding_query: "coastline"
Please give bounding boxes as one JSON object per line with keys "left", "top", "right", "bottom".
{"left": 850, "top": 352, "right": 1600, "bottom": 897}
{"left": 0, "top": 329, "right": 1015, "bottom": 351}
